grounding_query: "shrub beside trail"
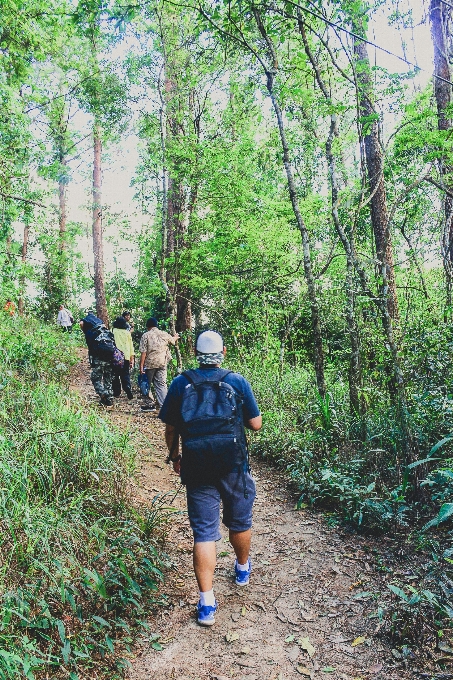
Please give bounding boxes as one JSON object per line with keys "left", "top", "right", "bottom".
{"left": 0, "top": 316, "right": 165, "bottom": 679}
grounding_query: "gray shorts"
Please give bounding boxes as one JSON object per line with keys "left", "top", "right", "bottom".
{"left": 186, "top": 470, "right": 256, "bottom": 542}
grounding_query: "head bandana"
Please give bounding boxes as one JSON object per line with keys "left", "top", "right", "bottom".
{"left": 196, "top": 351, "right": 225, "bottom": 365}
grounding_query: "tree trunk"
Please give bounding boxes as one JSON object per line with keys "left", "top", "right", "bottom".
{"left": 430, "top": 0, "right": 453, "bottom": 318}
{"left": 59, "top": 157, "right": 67, "bottom": 250}
{"left": 352, "top": 20, "right": 399, "bottom": 322}
{"left": 253, "top": 8, "right": 326, "bottom": 398}
{"left": 158, "top": 61, "right": 182, "bottom": 371}
{"left": 18, "top": 221, "right": 29, "bottom": 316}
{"left": 92, "top": 124, "right": 108, "bottom": 325}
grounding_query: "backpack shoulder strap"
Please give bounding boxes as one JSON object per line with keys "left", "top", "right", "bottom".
{"left": 182, "top": 369, "right": 233, "bottom": 386}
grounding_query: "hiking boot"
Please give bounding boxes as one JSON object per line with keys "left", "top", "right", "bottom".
{"left": 101, "top": 395, "right": 114, "bottom": 407}
{"left": 196, "top": 600, "right": 218, "bottom": 626}
{"left": 235, "top": 559, "right": 252, "bottom": 586}
{"left": 126, "top": 390, "right": 134, "bottom": 400}
{"left": 140, "top": 403, "right": 156, "bottom": 412}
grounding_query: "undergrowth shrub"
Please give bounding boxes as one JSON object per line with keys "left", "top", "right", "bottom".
{"left": 230, "top": 346, "right": 453, "bottom": 646}
{"left": 0, "top": 316, "right": 166, "bottom": 679}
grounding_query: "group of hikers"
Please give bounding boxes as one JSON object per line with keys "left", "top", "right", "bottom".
{"left": 80, "top": 310, "right": 263, "bottom": 628}
{"left": 80, "top": 310, "right": 179, "bottom": 409}
{"left": 4, "top": 298, "right": 260, "bottom": 625}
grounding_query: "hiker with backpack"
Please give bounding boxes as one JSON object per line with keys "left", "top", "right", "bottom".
{"left": 159, "top": 330, "right": 262, "bottom": 627}
{"left": 139, "top": 317, "right": 179, "bottom": 412}
{"left": 80, "top": 311, "right": 119, "bottom": 407}
{"left": 112, "top": 316, "right": 134, "bottom": 400}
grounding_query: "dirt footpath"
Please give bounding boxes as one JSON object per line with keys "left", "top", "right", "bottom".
{"left": 72, "top": 355, "right": 411, "bottom": 680}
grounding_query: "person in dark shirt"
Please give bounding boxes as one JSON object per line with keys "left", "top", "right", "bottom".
{"left": 80, "top": 311, "right": 114, "bottom": 407}
{"left": 159, "top": 330, "right": 262, "bottom": 626}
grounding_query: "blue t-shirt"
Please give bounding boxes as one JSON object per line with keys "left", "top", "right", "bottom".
{"left": 158, "top": 367, "right": 260, "bottom": 428}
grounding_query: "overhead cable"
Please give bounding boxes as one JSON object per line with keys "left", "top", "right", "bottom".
{"left": 281, "top": 0, "right": 453, "bottom": 87}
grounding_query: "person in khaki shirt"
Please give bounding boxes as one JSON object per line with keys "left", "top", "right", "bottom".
{"left": 139, "top": 317, "right": 179, "bottom": 411}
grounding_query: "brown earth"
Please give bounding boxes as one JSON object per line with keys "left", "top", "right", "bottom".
{"left": 71, "top": 353, "right": 419, "bottom": 680}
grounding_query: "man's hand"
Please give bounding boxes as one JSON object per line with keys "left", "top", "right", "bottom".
{"left": 139, "top": 350, "right": 146, "bottom": 373}
{"left": 165, "top": 424, "right": 180, "bottom": 475}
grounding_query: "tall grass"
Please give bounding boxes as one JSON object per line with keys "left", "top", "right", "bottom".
{"left": 0, "top": 316, "right": 165, "bottom": 679}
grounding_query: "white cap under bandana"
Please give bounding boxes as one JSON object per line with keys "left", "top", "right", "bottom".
{"left": 196, "top": 330, "right": 223, "bottom": 353}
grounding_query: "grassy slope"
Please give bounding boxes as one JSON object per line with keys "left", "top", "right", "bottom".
{"left": 0, "top": 316, "right": 164, "bottom": 680}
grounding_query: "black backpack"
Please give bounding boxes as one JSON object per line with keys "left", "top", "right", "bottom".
{"left": 87, "top": 324, "right": 116, "bottom": 362}
{"left": 179, "top": 369, "right": 249, "bottom": 494}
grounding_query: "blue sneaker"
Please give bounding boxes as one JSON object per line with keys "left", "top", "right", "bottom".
{"left": 197, "top": 600, "right": 218, "bottom": 626}
{"left": 235, "top": 559, "right": 252, "bottom": 586}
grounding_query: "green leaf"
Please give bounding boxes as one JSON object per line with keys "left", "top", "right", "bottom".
{"left": 92, "top": 615, "right": 111, "bottom": 628}
{"left": 388, "top": 584, "right": 408, "bottom": 602}
{"left": 105, "top": 635, "right": 114, "bottom": 653}
{"left": 429, "top": 436, "right": 453, "bottom": 456}
{"left": 61, "top": 639, "right": 71, "bottom": 664}
{"left": 407, "top": 456, "right": 440, "bottom": 469}
{"left": 352, "top": 591, "right": 373, "bottom": 599}
{"left": 424, "top": 503, "right": 453, "bottom": 530}
{"left": 55, "top": 619, "right": 65, "bottom": 643}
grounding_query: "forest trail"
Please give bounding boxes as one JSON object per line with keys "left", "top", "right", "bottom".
{"left": 71, "top": 354, "right": 410, "bottom": 680}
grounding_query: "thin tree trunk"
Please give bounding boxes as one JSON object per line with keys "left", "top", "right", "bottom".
{"left": 18, "top": 222, "right": 29, "bottom": 316}
{"left": 253, "top": 8, "right": 326, "bottom": 398}
{"left": 430, "top": 0, "right": 453, "bottom": 318}
{"left": 92, "top": 124, "right": 108, "bottom": 325}
{"left": 158, "top": 58, "right": 182, "bottom": 371}
{"left": 59, "top": 158, "right": 67, "bottom": 249}
{"left": 352, "top": 19, "right": 399, "bottom": 322}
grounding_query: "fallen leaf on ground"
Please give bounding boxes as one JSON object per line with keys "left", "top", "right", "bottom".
{"left": 255, "top": 601, "right": 267, "bottom": 612}
{"left": 321, "top": 668, "right": 336, "bottom": 673}
{"left": 368, "top": 663, "right": 383, "bottom": 673}
{"left": 296, "top": 667, "right": 313, "bottom": 677}
{"left": 285, "top": 635, "right": 295, "bottom": 643}
{"left": 225, "top": 631, "right": 239, "bottom": 643}
{"left": 351, "top": 636, "right": 366, "bottom": 647}
{"left": 240, "top": 646, "right": 250, "bottom": 655}
{"left": 241, "top": 606, "right": 246, "bottom": 616}
{"left": 439, "top": 641, "right": 453, "bottom": 654}
{"left": 298, "top": 637, "right": 316, "bottom": 657}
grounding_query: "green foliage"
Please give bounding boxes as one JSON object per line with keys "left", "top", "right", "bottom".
{"left": 0, "top": 316, "right": 166, "bottom": 677}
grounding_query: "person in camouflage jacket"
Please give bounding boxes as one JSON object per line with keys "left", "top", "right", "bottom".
{"left": 80, "top": 311, "right": 114, "bottom": 406}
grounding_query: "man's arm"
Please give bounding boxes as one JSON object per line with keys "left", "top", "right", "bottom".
{"left": 165, "top": 424, "right": 181, "bottom": 474}
{"left": 162, "top": 330, "right": 180, "bottom": 345}
{"left": 245, "top": 415, "right": 262, "bottom": 431}
{"left": 139, "top": 350, "right": 146, "bottom": 373}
